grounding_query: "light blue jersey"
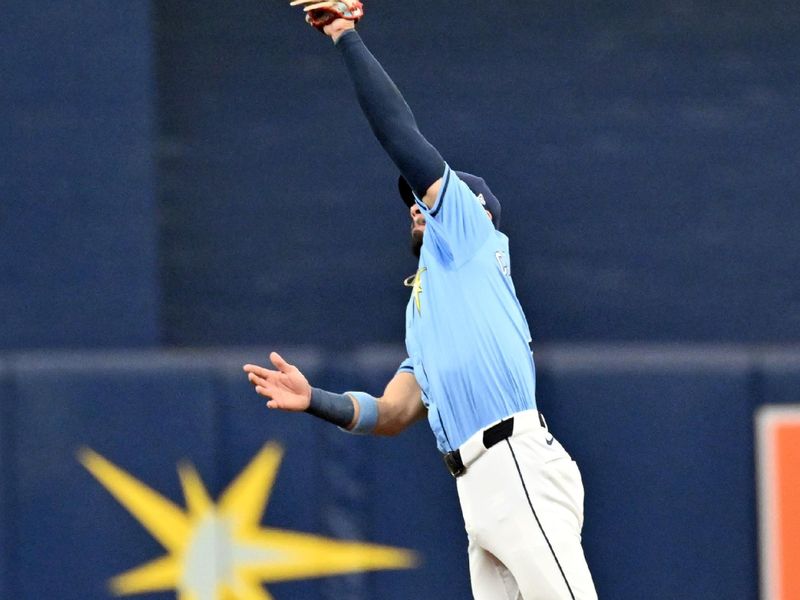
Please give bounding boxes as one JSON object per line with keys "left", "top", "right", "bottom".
{"left": 404, "top": 165, "right": 537, "bottom": 452}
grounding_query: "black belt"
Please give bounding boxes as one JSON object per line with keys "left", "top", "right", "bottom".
{"left": 443, "top": 412, "right": 547, "bottom": 478}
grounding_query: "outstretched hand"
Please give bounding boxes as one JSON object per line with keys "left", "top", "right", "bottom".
{"left": 290, "top": 0, "right": 360, "bottom": 39}
{"left": 243, "top": 352, "right": 312, "bottom": 411}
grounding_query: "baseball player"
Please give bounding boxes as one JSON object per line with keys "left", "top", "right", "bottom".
{"left": 244, "top": 2, "right": 597, "bottom": 598}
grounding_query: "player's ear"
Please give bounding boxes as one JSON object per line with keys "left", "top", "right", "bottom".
{"left": 485, "top": 210, "right": 493, "bottom": 221}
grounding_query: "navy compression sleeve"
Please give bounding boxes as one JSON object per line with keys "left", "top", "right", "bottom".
{"left": 335, "top": 30, "right": 445, "bottom": 198}
{"left": 307, "top": 387, "right": 355, "bottom": 428}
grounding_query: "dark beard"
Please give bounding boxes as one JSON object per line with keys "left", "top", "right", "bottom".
{"left": 410, "top": 229, "right": 424, "bottom": 258}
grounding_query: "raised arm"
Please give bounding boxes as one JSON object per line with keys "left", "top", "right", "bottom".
{"left": 292, "top": 4, "right": 444, "bottom": 208}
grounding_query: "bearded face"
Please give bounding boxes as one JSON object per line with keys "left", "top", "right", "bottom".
{"left": 409, "top": 205, "right": 426, "bottom": 258}
{"left": 411, "top": 227, "right": 424, "bottom": 257}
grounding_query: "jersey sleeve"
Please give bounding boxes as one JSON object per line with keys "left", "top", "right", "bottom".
{"left": 397, "top": 357, "right": 414, "bottom": 374}
{"left": 413, "top": 164, "right": 495, "bottom": 266}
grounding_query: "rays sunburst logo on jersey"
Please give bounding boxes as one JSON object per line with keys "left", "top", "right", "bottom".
{"left": 403, "top": 267, "right": 427, "bottom": 315}
{"left": 79, "top": 443, "right": 417, "bottom": 600}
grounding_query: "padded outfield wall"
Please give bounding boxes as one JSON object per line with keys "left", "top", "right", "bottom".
{"left": 1, "top": 345, "right": 799, "bottom": 600}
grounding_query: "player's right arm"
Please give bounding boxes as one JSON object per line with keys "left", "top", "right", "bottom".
{"left": 291, "top": 9, "right": 444, "bottom": 208}
{"left": 243, "top": 353, "right": 425, "bottom": 436}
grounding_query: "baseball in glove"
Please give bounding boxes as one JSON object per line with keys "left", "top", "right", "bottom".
{"left": 290, "top": 0, "right": 364, "bottom": 32}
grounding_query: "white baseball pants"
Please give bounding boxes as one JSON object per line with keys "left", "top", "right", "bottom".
{"left": 455, "top": 410, "right": 598, "bottom": 600}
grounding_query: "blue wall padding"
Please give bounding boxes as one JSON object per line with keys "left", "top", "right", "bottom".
{"left": 536, "top": 348, "right": 758, "bottom": 600}
{"left": 0, "top": 2, "right": 159, "bottom": 349}
{"left": 758, "top": 352, "right": 800, "bottom": 405}
{"left": 0, "top": 360, "right": 13, "bottom": 599}
{"left": 216, "top": 350, "right": 330, "bottom": 599}
{"left": 11, "top": 353, "right": 218, "bottom": 600}
{"left": 1, "top": 346, "right": 799, "bottom": 599}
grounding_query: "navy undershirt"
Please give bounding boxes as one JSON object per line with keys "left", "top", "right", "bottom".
{"left": 335, "top": 30, "right": 445, "bottom": 198}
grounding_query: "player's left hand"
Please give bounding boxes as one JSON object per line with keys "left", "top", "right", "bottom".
{"left": 243, "top": 352, "right": 312, "bottom": 411}
{"left": 290, "top": 0, "right": 363, "bottom": 35}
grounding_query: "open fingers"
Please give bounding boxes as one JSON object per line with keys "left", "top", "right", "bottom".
{"left": 247, "top": 371, "right": 270, "bottom": 388}
{"left": 290, "top": 0, "right": 334, "bottom": 8}
{"left": 269, "top": 352, "right": 294, "bottom": 373}
{"left": 255, "top": 382, "right": 276, "bottom": 398}
{"left": 302, "top": 1, "right": 337, "bottom": 12}
{"left": 257, "top": 384, "right": 291, "bottom": 410}
{"left": 247, "top": 376, "right": 278, "bottom": 399}
{"left": 243, "top": 363, "right": 280, "bottom": 379}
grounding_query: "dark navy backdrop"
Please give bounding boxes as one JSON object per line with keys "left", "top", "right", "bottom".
{"left": 2, "top": 2, "right": 797, "bottom": 350}
{"left": 2, "top": 2, "right": 799, "bottom": 600}
{"left": 0, "top": 2, "right": 159, "bottom": 350}
{"left": 154, "top": 1, "right": 799, "bottom": 348}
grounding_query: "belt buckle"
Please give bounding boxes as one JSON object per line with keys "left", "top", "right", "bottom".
{"left": 443, "top": 450, "right": 466, "bottom": 478}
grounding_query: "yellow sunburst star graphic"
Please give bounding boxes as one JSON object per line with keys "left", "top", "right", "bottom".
{"left": 78, "top": 443, "right": 418, "bottom": 600}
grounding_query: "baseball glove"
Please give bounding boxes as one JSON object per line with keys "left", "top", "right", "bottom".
{"left": 290, "top": 0, "right": 364, "bottom": 32}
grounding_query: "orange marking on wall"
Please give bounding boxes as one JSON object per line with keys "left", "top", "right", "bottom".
{"left": 775, "top": 422, "right": 800, "bottom": 600}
